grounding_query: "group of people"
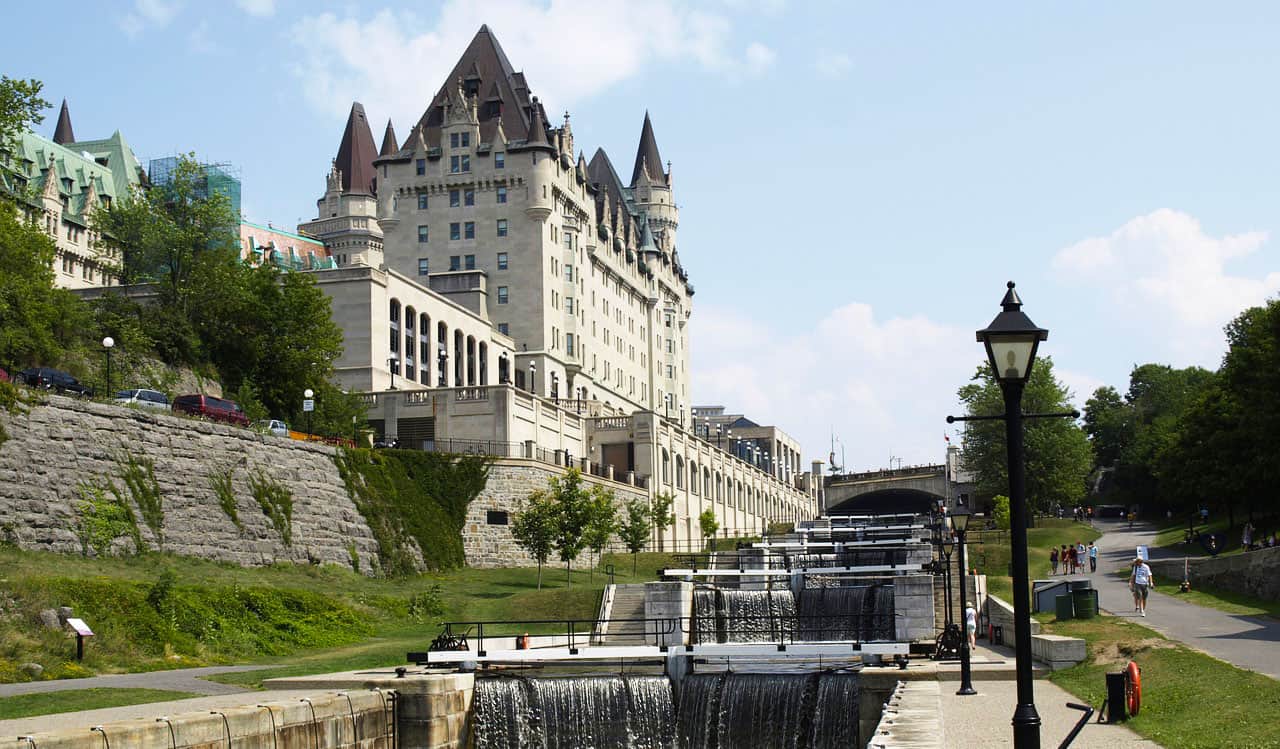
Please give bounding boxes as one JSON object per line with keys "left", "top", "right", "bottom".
{"left": 1241, "top": 522, "right": 1279, "bottom": 551}
{"left": 1049, "top": 541, "right": 1098, "bottom": 575}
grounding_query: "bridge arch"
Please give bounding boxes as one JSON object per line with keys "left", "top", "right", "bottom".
{"left": 826, "top": 488, "right": 940, "bottom": 516}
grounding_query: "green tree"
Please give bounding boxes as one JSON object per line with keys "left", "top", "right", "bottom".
{"left": 0, "top": 209, "right": 85, "bottom": 367}
{"left": 698, "top": 508, "right": 720, "bottom": 550}
{"left": 1113, "top": 364, "right": 1215, "bottom": 509}
{"left": 957, "top": 356, "right": 1093, "bottom": 516}
{"left": 1082, "top": 385, "right": 1130, "bottom": 467}
{"left": 582, "top": 486, "right": 618, "bottom": 582}
{"left": 512, "top": 492, "right": 557, "bottom": 589}
{"left": 546, "top": 468, "right": 591, "bottom": 586}
{"left": 617, "top": 500, "right": 653, "bottom": 574}
{"left": 650, "top": 491, "right": 676, "bottom": 551}
{"left": 0, "top": 76, "right": 49, "bottom": 149}
{"left": 991, "top": 495, "right": 1011, "bottom": 531}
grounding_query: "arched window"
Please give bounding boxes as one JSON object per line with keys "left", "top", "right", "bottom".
{"left": 437, "top": 322, "right": 449, "bottom": 386}
{"left": 389, "top": 299, "right": 402, "bottom": 375}
{"left": 479, "top": 342, "right": 488, "bottom": 384}
{"left": 419, "top": 313, "right": 431, "bottom": 384}
{"left": 454, "top": 329, "right": 464, "bottom": 386}
{"left": 466, "top": 335, "right": 477, "bottom": 386}
{"left": 675, "top": 456, "right": 684, "bottom": 489}
{"left": 690, "top": 462, "right": 699, "bottom": 495}
{"left": 404, "top": 306, "right": 416, "bottom": 381}
{"left": 661, "top": 449, "right": 670, "bottom": 485}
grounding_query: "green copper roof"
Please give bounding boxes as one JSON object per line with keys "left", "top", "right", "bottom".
{"left": 2, "top": 130, "right": 122, "bottom": 224}
{"left": 66, "top": 130, "right": 145, "bottom": 199}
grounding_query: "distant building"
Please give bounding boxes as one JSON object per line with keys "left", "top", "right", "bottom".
{"left": 239, "top": 221, "right": 334, "bottom": 270}
{"left": 0, "top": 99, "right": 146, "bottom": 289}
{"left": 691, "top": 406, "right": 806, "bottom": 486}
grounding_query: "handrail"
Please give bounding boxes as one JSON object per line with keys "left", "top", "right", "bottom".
{"left": 667, "top": 548, "right": 913, "bottom": 571}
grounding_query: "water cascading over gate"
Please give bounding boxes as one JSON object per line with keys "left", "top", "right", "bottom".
{"left": 692, "top": 586, "right": 894, "bottom": 643}
{"left": 473, "top": 672, "right": 862, "bottom": 749}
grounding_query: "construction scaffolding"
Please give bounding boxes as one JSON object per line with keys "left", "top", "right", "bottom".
{"left": 148, "top": 156, "right": 242, "bottom": 217}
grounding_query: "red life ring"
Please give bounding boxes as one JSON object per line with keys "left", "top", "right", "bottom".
{"left": 1125, "top": 661, "right": 1142, "bottom": 716}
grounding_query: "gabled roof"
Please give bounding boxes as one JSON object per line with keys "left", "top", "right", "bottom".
{"left": 53, "top": 99, "right": 75, "bottom": 144}
{"left": 7, "top": 130, "right": 120, "bottom": 223}
{"left": 412, "top": 25, "right": 533, "bottom": 143}
{"left": 65, "top": 130, "right": 145, "bottom": 199}
{"left": 588, "top": 148, "right": 628, "bottom": 211}
{"left": 631, "top": 111, "right": 664, "bottom": 186}
{"left": 379, "top": 119, "right": 398, "bottom": 157}
{"left": 335, "top": 102, "right": 379, "bottom": 195}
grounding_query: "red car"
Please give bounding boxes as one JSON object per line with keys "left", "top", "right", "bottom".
{"left": 0, "top": 367, "right": 9, "bottom": 383}
{"left": 172, "top": 394, "right": 250, "bottom": 427}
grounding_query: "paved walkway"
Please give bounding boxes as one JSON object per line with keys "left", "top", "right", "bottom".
{"left": 1053, "top": 519, "right": 1280, "bottom": 679}
{"left": 0, "top": 665, "right": 270, "bottom": 698}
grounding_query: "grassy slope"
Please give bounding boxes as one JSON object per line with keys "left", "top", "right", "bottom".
{"left": 975, "top": 520, "right": 1280, "bottom": 749}
{"left": 969, "top": 518, "right": 1101, "bottom": 602}
{"left": 0, "top": 688, "right": 201, "bottom": 720}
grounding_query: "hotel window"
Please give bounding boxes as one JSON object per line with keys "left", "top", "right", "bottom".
{"left": 415, "top": 159, "right": 425, "bottom": 175}
{"left": 417, "top": 225, "right": 429, "bottom": 243}
{"left": 449, "top": 255, "right": 461, "bottom": 271}
{"left": 566, "top": 333, "right": 575, "bottom": 356}
{"left": 666, "top": 339, "right": 674, "bottom": 354}
{"left": 450, "top": 155, "right": 470, "bottom": 173}
{"left": 450, "top": 132, "right": 471, "bottom": 148}
{"left": 450, "top": 223, "right": 461, "bottom": 240}
{"left": 465, "top": 254, "right": 475, "bottom": 270}
{"left": 497, "top": 252, "right": 508, "bottom": 269}
{"left": 498, "top": 322, "right": 509, "bottom": 335}
{"left": 565, "top": 265, "right": 574, "bottom": 282}
{"left": 496, "top": 186, "right": 507, "bottom": 203}
{"left": 417, "top": 194, "right": 428, "bottom": 210}
{"left": 497, "top": 286, "right": 509, "bottom": 304}
{"left": 464, "top": 189, "right": 475, "bottom": 206}
{"left": 417, "top": 258, "right": 429, "bottom": 276}
{"left": 566, "top": 297, "right": 574, "bottom": 314}
{"left": 449, "top": 190, "right": 460, "bottom": 207}
{"left": 563, "top": 232, "right": 573, "bottom": 250}
{"left": 465, "top": 221, "right": 475, "bottom": 239}
{"left": 494, "top": 152, "right": 505, "bottom": 169}
{"left": 667, "top": 365, "right": 674, "bottom": 378}
{"left": 496, "top": 219, "right": 508, "bottom": 237}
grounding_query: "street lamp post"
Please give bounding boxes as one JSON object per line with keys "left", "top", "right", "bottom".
{"left": 941, "top": 534, "right": 955, "bottom": 629}
{"left": 952, "top": 506, "right": 977, "bottom": 696}
{"left": 101, "top": 337, "right": 114, "bottom": 398}
{"left": 388, "top": 357, "right": 398, "bottom": 390}
{"left": 303, "top": 388, "right": 314, "bottom": 438}
{"left": 975, "top": 281, "right": 1048, "bottom": 747}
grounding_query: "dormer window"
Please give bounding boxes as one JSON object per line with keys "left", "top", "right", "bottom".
{"left": 450, "top": 132, "right": 471, "bottom": 149}
{"left": 495, "top": 152, "right": 505, "bottom": 169}
{"left": 416, "top": 158, "right": 426, "bottom": 175}
{"left": 450, "top": 155, "right": 471, "bottom": 174}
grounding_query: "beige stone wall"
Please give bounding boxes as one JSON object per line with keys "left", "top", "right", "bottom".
{"left": 1149, "top": 546, "right": 1280, "bottom": 602}
{"left": 0, "top": 396, "right": 379, "bottom": 571}
{"left": 462, "top": 460, "right": 646, "bottom": 568}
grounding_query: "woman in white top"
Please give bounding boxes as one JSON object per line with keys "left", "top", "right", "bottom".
{"left": 964, "top": 604, "right": 977, "bottom": 648}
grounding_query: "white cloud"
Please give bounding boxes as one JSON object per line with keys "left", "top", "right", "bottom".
{"left": 290, "top": 1, "right": 776, "bottom": 127}
{"left": 815, "top": 49, "right": 853, "bottom": 78}
{"left": 235, "top": 0, "right": 275, "bottom": 17}
{"left": 1052, "top": 209, "right": 1280, "bottom": 362}
{"left": 1054, "top": 368, "right": 1106, "bottom": 406}
{"left": 691, "top": 302, "right": 976, "bottom": 470}
{"left": 120, "top": 0, "right": 180, "bottom": 38}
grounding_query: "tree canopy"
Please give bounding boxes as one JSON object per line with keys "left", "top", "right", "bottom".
{"left": 957, "top": 356, "right": 1093, "bottom": 514}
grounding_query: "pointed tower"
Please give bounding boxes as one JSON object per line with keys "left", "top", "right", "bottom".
{"left": 629, "top": 112, "right": 679, "bottom": 257}
{"left": 53, "top": 99, "right": 75, "bottom": 145}
{"left": 335, "top": 102, "right": 379, "bottom": 195}
{"left": 379, "top": 120, "right": 398, "bottom": 157}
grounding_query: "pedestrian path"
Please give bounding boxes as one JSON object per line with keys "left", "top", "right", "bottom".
{"left": 0, "top": 664, "right": 270, "bottom": 698}
{"left": 1058, "top": 519, "right": 1280, "bottom": 680}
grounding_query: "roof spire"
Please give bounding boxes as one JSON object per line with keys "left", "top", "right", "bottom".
{"left": 334, "top": 102, "right": 379, "bottom": 195}
{"left": 379, "top": 119, "right": 398, "bottom": 156}
{"left": 526, "top": 96, "right": 551, "bottom": 147}
{"left": 53, "top": 99, "right": 75, "bottom": 144}
{"left": 630, "top": 111, "right": 664, "bottom": 186}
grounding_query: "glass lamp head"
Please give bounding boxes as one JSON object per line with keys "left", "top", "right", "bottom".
{"left": 976, "top": 282, "right": 1048, "bottom": 383}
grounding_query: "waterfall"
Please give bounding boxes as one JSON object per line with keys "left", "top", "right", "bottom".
{"left": 693, "top": 588, "right": 720, "bottom": 644}
{"left": 474, "top": 675, "right": 676, "bottom": 749}
{"left": 869, "top": 585, "right": 896, "bottom": 641}
{"left": 797, "top": 585, "right": 895, "bottom": 641}
{"left": 716, "top": 590, "right": 797, "bottom": 643}
{"left": 676, "top": 672, "right": 860, "bottom": 749}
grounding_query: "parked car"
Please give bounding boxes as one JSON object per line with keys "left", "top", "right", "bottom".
{"left": 17, "top": 367, "right": 93, "bottom": 397}
{"left": 115, "top": 388, "right": 170, "bottom": 412}
{"left": 172, "top": 394, "right": 250, "bottom": 427}
{"left": 253, "top": 419, "right": 289, "bottom": 437}
{"left": 0, "top": 367, "right": 10, "bottom": 383}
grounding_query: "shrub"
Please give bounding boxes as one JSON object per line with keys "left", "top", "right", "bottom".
{"left": 114, "top": 451, "right": 163, "bottom": 548}
{"left": 208, "top": 465, "right": 240, "bottom": 528}
{"left": 74, "top": 480, "right": 140, "bottom": 557}
{"left": 247, "top": 469, "right": 293, "bottom": 545}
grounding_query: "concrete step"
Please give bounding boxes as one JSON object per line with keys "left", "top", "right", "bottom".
{"left": 602, "top": 584, "right": 651, "bottom": 646}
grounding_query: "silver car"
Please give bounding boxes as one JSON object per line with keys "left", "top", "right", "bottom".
{"left": 114, "top": 388, "right": 170, "bottom": 412}
{"left": 254, "top": 419, "right": 289, "bottom": 437}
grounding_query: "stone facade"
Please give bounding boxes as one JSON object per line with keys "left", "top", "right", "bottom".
{"left": 0, "top": 396, "right": 379, "bottom": 570}
{"left": 462, "top": 460, "right": 646, "bottom": 568}
{"left": 1149, "top": 546, "right": 1280, "bottom": 602}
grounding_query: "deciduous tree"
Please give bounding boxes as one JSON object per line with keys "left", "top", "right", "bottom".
{"left": 698, "top": 508, "right": 720, "bottom": 550}
{"left": 512, "top": 492, "right": 557, "bottom": 590}
{"left": 618, "top": 500, "right": 653, "bottom": 574}
{"left": 650, "top": 491, "right": 676, "bottom": 551}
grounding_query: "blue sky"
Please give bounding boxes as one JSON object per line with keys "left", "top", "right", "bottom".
{"left": 7, "top": 1, "right": 1279, "bottom": 469}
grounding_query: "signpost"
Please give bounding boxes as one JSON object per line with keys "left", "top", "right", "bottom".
{"left": 303, "top": 389, "right": 315, "bottom": 439}
{"left": 66, "top": 618, "right": 94, "bottom": 661}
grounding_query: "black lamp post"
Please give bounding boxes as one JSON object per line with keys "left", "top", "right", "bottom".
{"left": 952, "top": 506, "right": 977, "bottom": 696}
{"left": 941, "top": 534, "right": 956, "bottom": 629}
{"left": 529, "top": 362, "right": 536, "bottom": 395}
{"left": 976, "top": 281, "right": 1048, "bottom": 747}
{"left": 387, "top": 356, "right": 399, "bottom": 390}
{"left": 102, "top": 337, "right": 114, "bottom": 399}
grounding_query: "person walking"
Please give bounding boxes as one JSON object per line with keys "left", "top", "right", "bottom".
{"left": 1050, "top": 546, "right": 1059, "bottom": 575}
{"left": 1088, "top": 542, "right": 1098, "bottom": 573}
{"left": 1066, "top": 544, "right": 1077, "bottom": 575}
{"left": 1129, "top": 557, "right": 1155, "bottom": 616}
{"left": 965, "top": 603, "right": 978, "bottom": 649}
{"left": 1076, "top": 541, "right": 1086, "bottom": 573}
{"left": 1061, "top": 545, "right": 1070, "bottom": 575}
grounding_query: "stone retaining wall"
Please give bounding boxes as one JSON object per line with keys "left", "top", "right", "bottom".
{"left": 0, "top": 690, "right": 394, "bottom": 749}
{"left": 0, "top": 396, "right": 379, "bottom": 570}
{"left": 462, "top": 461, "right": 646, "bottom": 567}
{"left": 1148, "top": 546, "right": 1280, "bottom": 602}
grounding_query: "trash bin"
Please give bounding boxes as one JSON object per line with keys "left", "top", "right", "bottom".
{"left": 1055, "top": 594, "right": 1074, "bottom": 621}
{"left": 1073, "top": 589, "right": 1098, "bottom": 619}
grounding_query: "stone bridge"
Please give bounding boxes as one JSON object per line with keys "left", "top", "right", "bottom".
{"left": 823, "top": 464, "right": 947, "bottom": 515}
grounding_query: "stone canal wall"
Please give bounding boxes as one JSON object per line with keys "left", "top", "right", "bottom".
{"left": 0, "top": 395, "right": 380, "bottom": 570}
{"left": 463, "top": 461, "right": 647, "bottom": 568}
{"left": 1148, "top": 546, "right": 1280, "bottom": 602}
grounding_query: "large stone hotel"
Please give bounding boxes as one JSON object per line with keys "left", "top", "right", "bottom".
{"left": 297, "top": 26, "right": 821, "bottom": 547}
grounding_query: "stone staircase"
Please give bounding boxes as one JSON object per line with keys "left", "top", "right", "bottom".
{"left": 599, "top": 583, "right": 650, "bottom": 645}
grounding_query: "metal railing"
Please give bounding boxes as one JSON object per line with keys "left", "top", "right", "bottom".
{"left": 421, "top": 438, "right": 525, "bottom": 458}
{"left": 667, "top": 548, "right": 912, "bottom": 572}
{"left": 413, "top": 616, "right": 683, "bottom": 659}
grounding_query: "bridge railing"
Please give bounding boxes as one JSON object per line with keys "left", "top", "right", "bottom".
{"left": 828, "top": 464, "right": 945, "bottom": 483}
{"left": 666, "top": 548, "right": 912, "bottom": 572}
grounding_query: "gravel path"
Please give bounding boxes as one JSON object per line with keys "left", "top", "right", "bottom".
{"left": 0, "top": 665, "right": 271, "bottom": 698}
{"left": 1055, "top": 519, "right": 1280, "bottom": 679}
